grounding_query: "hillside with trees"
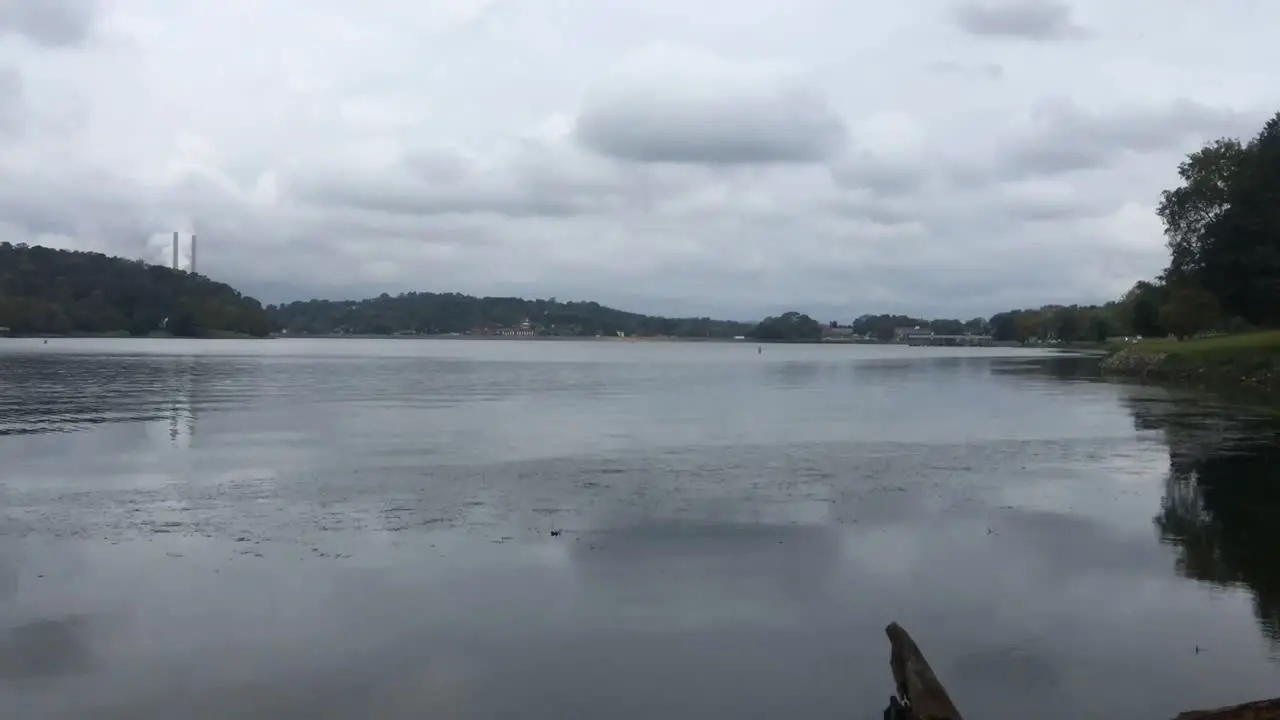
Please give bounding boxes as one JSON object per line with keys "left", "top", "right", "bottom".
{"left": 0, "top": 243, "right": 271, "bottom": 337}
{"left": 266, "top": 293, "right": 755, "bottom": 338}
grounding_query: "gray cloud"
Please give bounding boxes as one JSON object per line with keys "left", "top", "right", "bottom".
{"left": 576, "top": 88, "right": 845, "bottom": 164}
{"left": 0, "top": 68, "right": 20, "bottom": 134}
{"left": 0, "top": 0, "right": 97, "bottom": 48}
{"left": 293, "top": 145, "right": 637, "bottom": 219}
{"left": 1032, "top": 99, "right": 1249, "bottom": 154}
{"left": 985, "top": 98, "right": 1259, "bottom": 181}
{"left": 574, "top": 47, "right": 846, "bottom": 164}
{"left": 297, "top": 174, "right": 593, "bottom": 219}
{"left": 952, "top": 0, "right": 1084, "bottom": 40}
{"left": 827, "top": 196, "right": 920, "bottom": 227}
{"left": 829, "top": 154, "right": 926, "bottom": 197}
{"left": 927, "top": 60, "right": 1004, "bottom": 79}
{"left": 990, "top": 178, "right": 1118, "bottom": 222}
{"left": 0, "top": 0, "right": 1274, "bottom": 319}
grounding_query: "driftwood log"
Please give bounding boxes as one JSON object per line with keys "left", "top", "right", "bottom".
{"left": 1174, "top": 698, "right": 1280, "bottom": 720}
{"left": 883, "top": 621, "right": 1280, "bottom": 720}
{"left": 884, "top": 622, "right": 963, "bottom": 720}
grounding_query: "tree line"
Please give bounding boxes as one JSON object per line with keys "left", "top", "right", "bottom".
{"left": 0, "top": 243, "right": 271, "bottom": 337}
{"left": 747, "top": 313, "right": 992, "bottom": 342}
{"left": 0, "top": 238, "right": 1160, "bottom": 343}
{"left": 267, "top": 293, "right": 756, "bottom": 338}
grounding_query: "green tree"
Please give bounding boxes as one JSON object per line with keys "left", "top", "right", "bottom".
{"left": 1132, "top": 298, "right": 1163, "bottom": 338}
{"left": 1121, "top": 281, "right": 1167, "bottom": 338}
{"left": 1087, "top": 314, "right": 1113, "bottom": 343}
{"left": 1196, "top": 115, "right": 1280, "bottom": 326}
{"left": 929, "top": 318, "right": 965, "bottom": 335}
{"left": 1047, "top": 306, "right": 1084, "bottom": 343}
{"left": 1154, "top": 113, "right": 1280, "bottom": 328}
{"left": 748, "top": 312, "right": 823, "bottom": 342}
{"left": 849, "top": 314, "right": 928, "bottom": 341}
{"left": 1157, "top": 138, "right": 1247, "bottom": 279}
{"left": 1013, "top": 313, "right": 1040, "bottom": 344}
{"left": 1160, "top": 281, "right": 1221, "bottom": 340}
{"left": 988, "top": 311, "right": 1018, "bottom": 342}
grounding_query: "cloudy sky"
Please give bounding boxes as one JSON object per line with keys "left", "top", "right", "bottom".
{"left": 1, "top": 0, "right": 1275, "bottom": 320}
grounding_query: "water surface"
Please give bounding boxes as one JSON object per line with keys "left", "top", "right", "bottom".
{"left": 1, "top": 338, "right": 1278, "bottom": 718}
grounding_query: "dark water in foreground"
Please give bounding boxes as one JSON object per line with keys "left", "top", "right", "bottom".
{"left": 1, "top": 338, "right": 1279, "bottom": 719}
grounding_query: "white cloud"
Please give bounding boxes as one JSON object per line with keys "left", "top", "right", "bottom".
{"left": 1, "top": 0, "right": 1278, "bottom": 319}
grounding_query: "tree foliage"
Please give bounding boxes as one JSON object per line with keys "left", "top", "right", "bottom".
{"left": 1158, "top": 138, "right": 1247, "bottom": 279}
{"left": 1160, "top": 281, "right": 1221, "bottom": 340}
{"left": 843, "top": 314, "right": 986, "bottom": 341}
{"left": 1154, "top": 113, "right": 1280, "bottom": 328}
{"left": 266, "top": 293, "right": 755, "bottom": 338}
{"left": 748, "top": 312, "right": 822, "bottom": 342}
{"left": 1124, "top": 281, "right": 1168, "bottom": 338}
{"left": 0, "top": 243, "right": 271, "bottom": 337}
{"left": 987, "top": 302, "right": 1130, "bottom": 344}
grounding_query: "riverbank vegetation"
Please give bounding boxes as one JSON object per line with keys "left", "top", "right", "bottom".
{"left": 1096, "top": 111, "right": 1280, "bottom": 386}
{"left": 1102, "top": 331, "right": 1280, "bottom": 388}
{"left": 0, "top": 243, "right": 271, "bottom": 337}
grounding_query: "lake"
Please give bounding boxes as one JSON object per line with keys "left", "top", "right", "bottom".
{"left": 1, "top": 338, "right": 1278, "bottom": 719}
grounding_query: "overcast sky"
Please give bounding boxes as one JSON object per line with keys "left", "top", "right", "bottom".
{"left": 1, "top": 0, "right": 1276, "bottom": 320}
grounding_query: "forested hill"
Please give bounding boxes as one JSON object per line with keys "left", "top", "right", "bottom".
{"left": 0, "top": 242, "right": 271, "bottom": 337}
{"left": 267, "top": 293, "right": 755, "bottom": 338}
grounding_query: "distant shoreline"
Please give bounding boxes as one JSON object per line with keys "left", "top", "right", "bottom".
{"left": 3, "top": 332, "right": 1037, "bottom": 349}
{"left": 281, "top": 333, "right": 746, "bottom": 342}
{"left": 2, "top": 331, "right": 1042, "bottom": 349}
{"left": 1, "top": 332, "right": 732, "bottom": 342}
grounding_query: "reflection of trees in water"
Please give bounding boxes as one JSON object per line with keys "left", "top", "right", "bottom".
{"left": 163, "top": 358, "right": 197, "bottom": 448}
{"left": 0, "top": 615, "right": 93, "bottom": 679}
{"left": 0, "top": 355, "right": 213, "bottom": 443}
{"left": 988, "top": 354, "right": 1102, "bottom": 382}
{"left": 762, "top": 360, "right": 824, "bottom": 387}
{"left": 1128, "top": 392, "right": 1280, "bottom": 642}
{"left": 566, "top": 521, "right": 844, "bottom": 622}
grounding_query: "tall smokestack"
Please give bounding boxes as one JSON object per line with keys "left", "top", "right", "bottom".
{"left": 190, "top": 234, "right": 197, "bottom": 275}
{"left": 172, "top": 231, "right": 179, "bottom": 270}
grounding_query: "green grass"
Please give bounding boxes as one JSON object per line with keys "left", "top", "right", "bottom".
{"left": 1130, "top": 330, "right": 1280, "bottom": 371}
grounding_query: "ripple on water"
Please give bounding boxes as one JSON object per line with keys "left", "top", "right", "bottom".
{"left": 3, "top": 341, "right": 1280, "bottom": 719}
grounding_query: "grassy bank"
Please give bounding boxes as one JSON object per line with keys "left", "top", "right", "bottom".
{"left": 1100, "top": 331, "right": 1280, "bottom": 390}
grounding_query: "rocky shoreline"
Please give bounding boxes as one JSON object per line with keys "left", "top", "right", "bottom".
{"left": 1100, "top": 345, "right": 1280, "bottom": 391}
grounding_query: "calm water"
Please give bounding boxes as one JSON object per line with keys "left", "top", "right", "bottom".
{"left": 1, "top": 338, "right": 1279, "bottom": 719}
